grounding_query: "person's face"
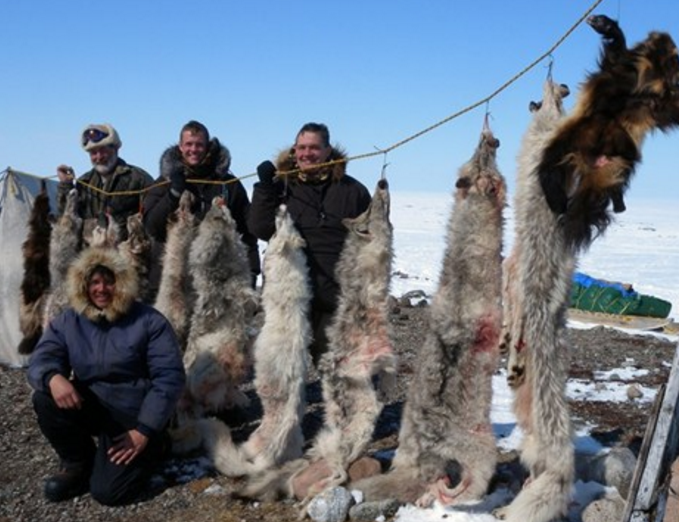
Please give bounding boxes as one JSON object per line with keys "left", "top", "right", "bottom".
{"left": 88, "top": 146, "right": 118, "bottom": 175}
{"left": 294, "top": 132, "right": 331, "bottom": 171}
{"left": 179, "top": 130, "right": 208, "bottom": 167}
{"left": 87, "top": 272, "right": 115, "bottom": 310}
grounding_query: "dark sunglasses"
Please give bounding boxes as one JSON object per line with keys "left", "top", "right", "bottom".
{"left": 82, "top": 128, "right": 109, "bottom": 147}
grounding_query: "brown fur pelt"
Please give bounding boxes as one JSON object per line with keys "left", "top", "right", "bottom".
{"left": 17, "top": 185, "right": 53, "bottom": 355}
{"left": 538, "top": 14, "right": 679, "bottom": 250}
{"left": 352, "top": 129, "right": 505, "bottom": 508}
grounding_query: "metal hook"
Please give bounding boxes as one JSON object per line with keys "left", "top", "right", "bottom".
{"left": 374, "top": 146, "right": 389, "bottom": 180}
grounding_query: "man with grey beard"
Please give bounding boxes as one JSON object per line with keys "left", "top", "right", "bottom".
{"left": 56, "top": 123, "right": 153, "bottom": 240}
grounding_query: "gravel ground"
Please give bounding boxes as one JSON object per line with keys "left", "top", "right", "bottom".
{"left": 1, "top": 302, "right": 676, "bottom": 522}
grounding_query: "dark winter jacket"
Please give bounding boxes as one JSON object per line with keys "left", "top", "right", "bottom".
{"left": 248, "top": 147, "right": 371, "bottom": 313}
{"left": 27, "top": 247, "right": 185, "bottom": 437}
{"left": 143, "top": 139, "right": 261, "bottom": 282}
{"left": 57, "top": 159, "right": 153, "bottom": 240}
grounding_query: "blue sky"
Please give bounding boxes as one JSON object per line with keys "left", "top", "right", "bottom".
{"left": 2, "top": 0, "right": 678, "bottom": 198}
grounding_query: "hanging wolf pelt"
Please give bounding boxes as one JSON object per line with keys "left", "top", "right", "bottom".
{"left": 18, "top": 183, "right": 52, "bottom": 355}
{"left": 538, "top": 14, "right": 679, "bottom": 249}
{"left": 118, "top": 212, "right": 154, "bottom": 303}
{"left": 42, "top": 189, "right": 83, "bottom": 326}
{"left": 153, "top": 191, "right": 197, "bottom": 346}
{"left": 352, "top": 129, "right": 505, "bottom": 508}
{"left": 183, "top": 204, "right": 312, "bottom": 475}
{"left": 306, "top": 178, "right": 396, "bottom": 491}
{"left": 178, "top": 196, "right": 259, "bottom": 422}
{"left": 500, "top": 83, "right": 570, "bottom": 389}
{"left": 237, "top": 179, "right": 396, "bottom": 503}
{"left": 495, "top": 81, "right": 575, "bottom": 522}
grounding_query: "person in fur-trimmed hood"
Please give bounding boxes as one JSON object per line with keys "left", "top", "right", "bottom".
{"left": 143, "top": 120, "right": 260, "bottom": 294}
{"left": 27, "top": 246, "right": 185, "bottom": 506}
{"left": 248, "top": 122, "right": 371, "bottom": 363}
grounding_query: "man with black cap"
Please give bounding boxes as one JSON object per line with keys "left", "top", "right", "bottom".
{"left": 56, "top": 123, "right": 153, "bottom": 239}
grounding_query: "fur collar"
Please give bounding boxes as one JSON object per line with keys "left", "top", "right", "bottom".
{"left": 159, "top": 138, "right": 232, "bottom": 180}
{"left": 66, "top": 247, "right": 139, "bottom": 323}
{"left": 275, "top": 146, "right": 347, "bottom": 183}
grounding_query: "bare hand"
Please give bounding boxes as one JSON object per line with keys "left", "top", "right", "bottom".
{"left": 57, "top": 165, "right": 75, "bottom": 183}
{"left": 48, "top": 374, "right": 82, "bottom": 410}
{"left": 108, "top": 429, "right": 148, "bottom": 466}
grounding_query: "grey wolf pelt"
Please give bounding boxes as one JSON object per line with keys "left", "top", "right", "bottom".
{"left": 308, "top": 178, "right": 395, "bottom": 490}
{"left": 43, "top": 189, "right": 83, "bottom": 326}
{"left": 236, "top": 179, "right": 396, "bottom": 504}
{"left": 352, "top": 130, "right": 505, "bottom": 508}
{"left": 118, "top": 212, "right": 154, "bottom": 303}
{"left": 494, "top": 81, "right": 576, "bottom": 522}
{"left": 500, "top": 82, "right": 570, "bottom": 388}
{"left": 178, "top": 196, "right": 259, "bottom": 422}
{"left": 538, "top": 14, "right": 679, "bottom": 249}
{"left": 153, "top": 191, "right": 197, "bottom": 347}
{"left": 176, "top": 205, "right": 313, "bottom": 475}
{"left": 18, "top": 186, "right": 52, "bottom": 355}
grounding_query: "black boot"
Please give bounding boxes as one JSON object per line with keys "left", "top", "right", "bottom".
{"left": 44, "top": 464, "right": 90, "bottom": 502}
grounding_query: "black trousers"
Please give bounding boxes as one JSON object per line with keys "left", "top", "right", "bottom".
{"left": 32, "top": 385, "right": 166, "bottom": 506}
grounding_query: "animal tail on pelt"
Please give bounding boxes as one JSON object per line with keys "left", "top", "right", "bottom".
{"left": 501, "top": 465, "right": 573, "bottom": 522}
{"left": 351, "top": 466, "right": 428, "bottom": 505}
{"left": 235, "top": 458, "right": 310, "bottom": 502}
{"left": 170, "top": 417, "right": 262, "bottom": 478}
{"left": 503, "top": 306, "right": 574, "bottom": 522}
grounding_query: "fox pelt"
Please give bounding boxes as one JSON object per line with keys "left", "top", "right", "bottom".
{"left": 352, "top": 129, "right": 505, "bottom": 508}
{"left": 18, "top": 184, "right": 53, "bottom": 355}
{"left": 178, "top": 204, "right": 313, "bottom": 477}
{"left": 494, "top": 81, "right": 576, "bottom": 522}
{"left": 538, "top": 14, "right": 679, "bottom": 250}
{"left": 179, "top": 196, "right": 259, "bottom": 423}
{"left": 153, "top": 190, "right": 197, "bottom": 347}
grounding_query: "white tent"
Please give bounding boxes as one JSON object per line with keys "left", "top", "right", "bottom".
{"left": 0, "top": 168, "right": 58, "bottom": 367}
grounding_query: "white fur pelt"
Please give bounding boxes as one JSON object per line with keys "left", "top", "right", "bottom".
{"left": 352, "top": 129, "right": 505, "bottom": 508}
{"left": 190, "top": 205, "right": 313, "bottom": 477}
{"left": 495, "top": 80, "right": 575, "bottom": 522}
{"left": 153, "top": 190, "right": 197, "bottom": 345}
{"left": 237, "top": 179, "right": 396, "bottom": 506}
{"left": 18, "top": 187, "right": 52, "bottom": 355}
{"left": 178, "top": 196, "right": 259, "bottom": 422}
{"left": 119, "top": 212, "right": 154, "bottom": 303}
{"left": 43, "top": 189, "right": 82, "bottom": 326}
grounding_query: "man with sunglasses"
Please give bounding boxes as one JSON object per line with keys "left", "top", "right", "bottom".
{"left": 56, "top": 123, "right": 153, "bottom": 240}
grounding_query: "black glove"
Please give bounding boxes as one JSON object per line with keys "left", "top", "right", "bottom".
{"left": 256, "top": 161, "right": 277, "bottom": 184}
{"left": 169, "top": 166, "right": 186, "bottom": 199}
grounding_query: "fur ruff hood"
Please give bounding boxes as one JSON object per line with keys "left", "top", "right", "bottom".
{"left": 275, "top": 145, "right": 348, "bottom": 183}
{"left": 67, "top": 247, "right": 139, "bottom": 323}
{"left": 159, "top": 138, "right": 232, "bottom": 180}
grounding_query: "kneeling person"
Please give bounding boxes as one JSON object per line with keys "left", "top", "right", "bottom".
{"left": 27, "top": 247, "right": 185, "bottom": 505}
